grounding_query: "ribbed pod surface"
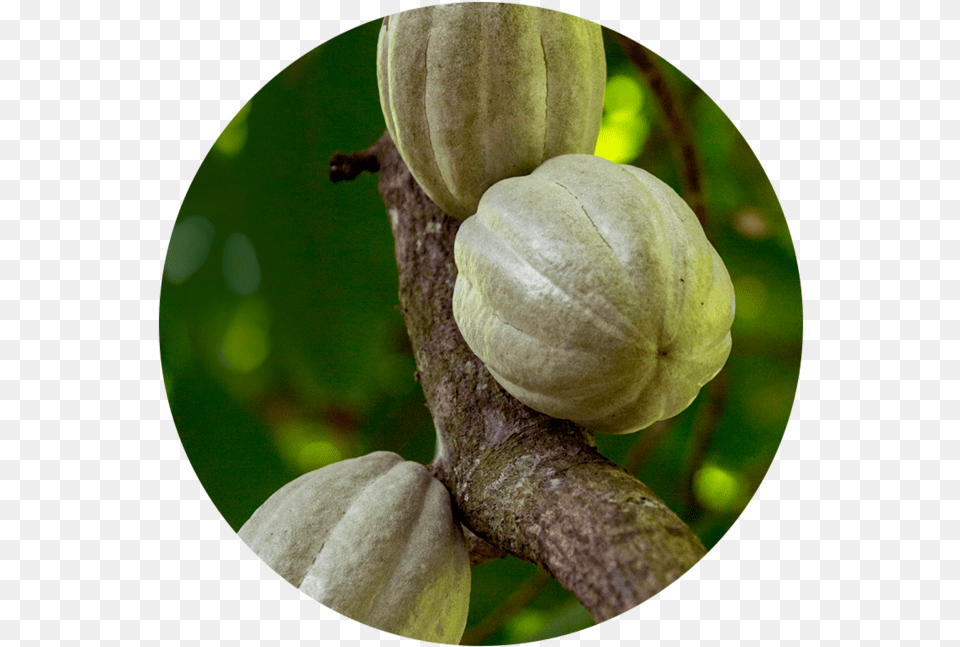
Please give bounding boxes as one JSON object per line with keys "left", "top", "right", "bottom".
{"left": 238, "top": 452, "right": 470, "bottom": 643}
{"left": 453, "top": 155, "right": 736, "bottom": 434}
{"left": 377, "top": 3, "right": 606, "bottom": 219}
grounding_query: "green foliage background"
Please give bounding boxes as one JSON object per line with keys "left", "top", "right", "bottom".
{"left": 159, "top": 19, "right": 802, "bottom": 646}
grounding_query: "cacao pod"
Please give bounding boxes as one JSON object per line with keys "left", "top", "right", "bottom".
{"left": 376, "top": 3, "right": 606, "bottom": 219}
{"left": 238, "top": 452, "right": 470, "bottom": 643}
{"left": 453, "top": 154, "right": 736, "bottom": 434}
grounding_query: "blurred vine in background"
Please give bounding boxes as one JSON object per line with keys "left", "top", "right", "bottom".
{"left": 160, "top": 19, "right": 801, "bottom": 645}
{"left": 595, "top": 29, "right": 801, "bottom": 554}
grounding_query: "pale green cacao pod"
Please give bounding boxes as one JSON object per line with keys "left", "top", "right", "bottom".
{"left": 238, "top": 452, "right": 470, "bottom": 643}
{"left": 376, "top": 3, "right": 606, "bottom": 219}
{"left": 453, "top": 154, "right": 736, "bottom": 434}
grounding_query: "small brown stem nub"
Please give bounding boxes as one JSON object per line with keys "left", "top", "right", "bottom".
{"left": 461, "top": 570, "right": 552, "bottom": 645}
{"left": 329, "top": 141, "right": 381, "bottom": 183}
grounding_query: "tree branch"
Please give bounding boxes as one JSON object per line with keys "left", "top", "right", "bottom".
{"left": 332, "top": 132, "right": 706, "bottom": 623}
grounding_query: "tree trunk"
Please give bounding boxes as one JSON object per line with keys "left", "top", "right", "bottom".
{"left": 333, "top": 132, "right": 707, "bottom": 623}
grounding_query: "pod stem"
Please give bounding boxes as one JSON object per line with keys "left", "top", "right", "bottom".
{"left": 330, "top": 133, "right": 707, "bottom": 623}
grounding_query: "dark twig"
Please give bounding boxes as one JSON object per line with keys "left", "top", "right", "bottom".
{"left": 329, "top": 141, "right": 381, "bottom": 183}
{"left": 617, "top": 35, "right": 708, "bottom": 232}
{"left": 622, "top": 418, "right": 673, "bottom": 475}
{"left": 678, "top": 371, "right": 729, "bottom": 520}
{"left": 460, "top": 570, "right": 553, "bottom": 645}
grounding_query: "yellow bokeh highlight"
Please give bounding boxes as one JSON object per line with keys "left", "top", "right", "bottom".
{"left": 215, "top": 101, "right": 252, "bottom": 157}
{"left": 219, "top": 298, "right": 271, "bottom": 374}
{"left": 506, "top": 608, "right": 548, "bottom": 643}
{"left": 594, "top": 116, "right": 648, "bottom": 165}
{"left": 594, "top": 74, "right": 648, "bottom": 164}
{"left": 297, "top": 440, "right": 342, "bottom": 473}
{"left": 693, "top": 464, "right": 743, "bottom": 514}
{"left": 273, "top": 418, "right": 343, "bottom": 474}
{"left": 603, "top": 75, "right": 644, "bottom": 119}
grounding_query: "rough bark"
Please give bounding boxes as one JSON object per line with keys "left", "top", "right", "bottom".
{"left": 332, "top": 132, "right": 706, "bottom": 623}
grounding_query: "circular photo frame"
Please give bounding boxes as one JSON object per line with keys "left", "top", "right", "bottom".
{"left": 161, "top": 5, "right": 801, "bottom": 644}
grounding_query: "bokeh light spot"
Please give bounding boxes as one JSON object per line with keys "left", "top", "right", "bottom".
{"left": 506, "top": 608, "right": 548, "bottom": 643}
{"left": 273, "top": 418, "right": 343, "bottom": 474}
{"left": 594, "top": 115, "right": 648, "bottom": 164}
{"left": 297, "top": 440, "right": 342, "bottom": 473}
{"left": 603, "top": 75, "right": 643, "bottom": 119}
{"left": 164, "top": 215, "right": 215, "bottom": 283}
{"left": 693, "top": 464, "right": 743, "bottom": 514}
{"left": 733, "top": 209, "right": 771, "bottom": 239}
{"left": 219, "top": 299, "right": 271, "bottom": 373}
{"left": 214, "top": 101, "right": 252, "bottom": 157}
{"left": 594, "top": 74, "right": 648, "bottom": 164}
{"left": 223, "top": 232, "right": 261, "bottom": 295}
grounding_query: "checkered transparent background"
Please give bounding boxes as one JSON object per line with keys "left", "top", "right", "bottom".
{"left": 4, "top": 0, "right": 956, "bottom": 644}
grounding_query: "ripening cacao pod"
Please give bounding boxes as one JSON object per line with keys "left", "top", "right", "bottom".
{"left": 238, "top": 452, "right": 470, "bottom": 643}
{"left": 376, "top": 3, "right": 606, "bottom": 219}
{"left": 453, "top": 154, "right": 736, "bottom": 434}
